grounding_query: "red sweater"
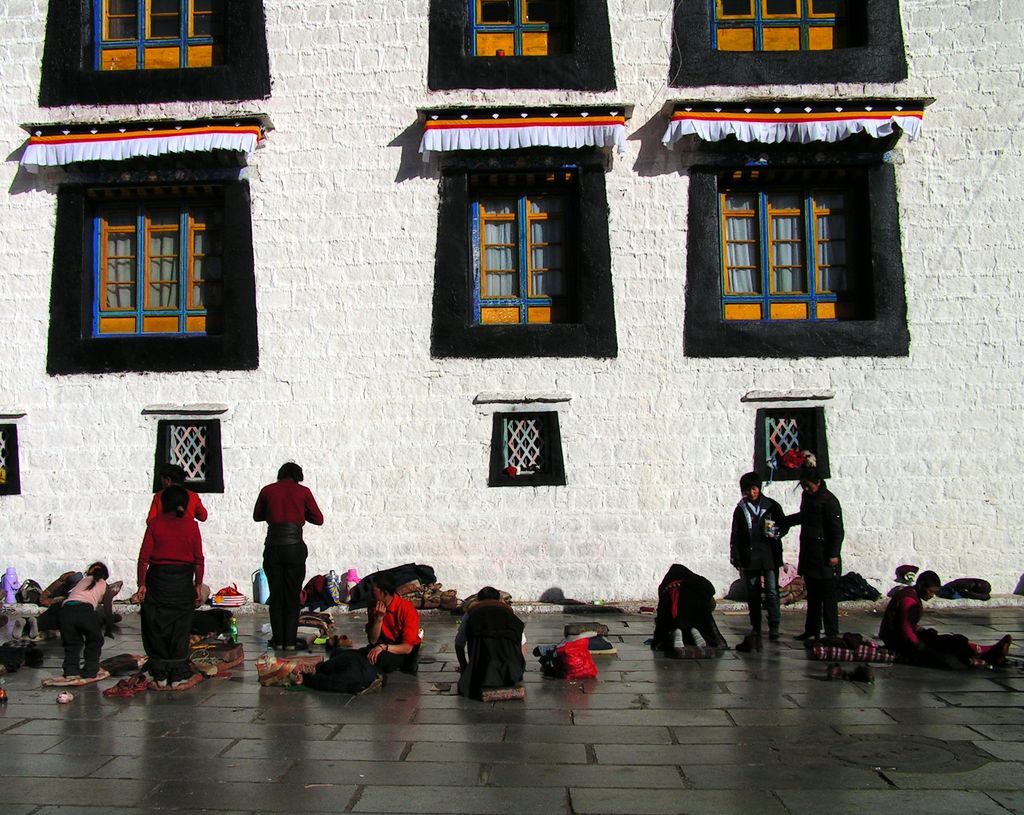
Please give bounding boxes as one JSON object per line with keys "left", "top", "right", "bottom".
{"left": 138, "top": 513, "right": 205, "bottom": 587}
{"left": 147, "top": 488, "right": 208, "bottom": 523}
{"left": 253, "top": 479, "right": 324, "bottom": 526}
{"left": 878, "top": 586, "right": 923, "bottom": 650}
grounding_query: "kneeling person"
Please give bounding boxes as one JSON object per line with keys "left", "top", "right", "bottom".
{"left": 456, "top": 586, "right": 525, "bottom": 699}
{"left": 363, "top": 574, "right": 421, "bottom": 674}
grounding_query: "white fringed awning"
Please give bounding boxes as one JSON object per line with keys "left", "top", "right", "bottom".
{"left": 662, "top": 102, "right": 925, "bottom": 147}
{"left": 420, "top": 108, "right": 629, "bottom": 160}
{"left": 20, "top": 120, "right": 266, "bottom": 172}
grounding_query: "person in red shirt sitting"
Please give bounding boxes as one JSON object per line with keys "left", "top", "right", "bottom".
{"left": 253, "top": 462, "right": 324, "bottom": 650}
{"left": 363, "top": 574, "right": 422, "bottom": 674}
{"left": 879, "top": 570, "right": 1012, "bottom": 669}
{"left": 147, "top": 464, "right": 208, "bottom": 524}
{"left": 137, "top": 485, "right": 206, "bottom": 688}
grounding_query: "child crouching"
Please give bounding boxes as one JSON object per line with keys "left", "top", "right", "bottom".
{"left": 58, "top": 562, "right": 110, "bottom": 682}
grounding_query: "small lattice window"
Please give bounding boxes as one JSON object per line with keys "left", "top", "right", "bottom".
{"left": 0, "top": 424, "right": 22, "bottom": 496}
{"left": 489, "top": 411, "right": 565, "bottom": 487}
{"left": 754, "top": 407, "right": 829, "bottom": 481}
{"left": 153, "top": 418, "right": 223, "bottom": 493}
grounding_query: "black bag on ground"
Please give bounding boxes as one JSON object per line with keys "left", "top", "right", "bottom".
{"left": 191, "top": 608, "right": 233, "bottom": 636}
{"left": 302, "top": 649, "right": 380, "bottom": 694}
{"left": 939, "top": 578, "right": 992, "bottom": 601}
{"left": 0, "top": 642, "right": 42, "bottom": 670}
{"left": 16, "top": 579, "right": 42, "bottom": 605}
{"left": 347, "top": 563, "right": 437, "bottom": 610}
{"left": 837, "top": 572, "right": 881, "bottom": 601}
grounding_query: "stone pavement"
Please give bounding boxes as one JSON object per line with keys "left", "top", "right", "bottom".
{"left": 1, "top": 606, "right": 1022, "bottom": 815}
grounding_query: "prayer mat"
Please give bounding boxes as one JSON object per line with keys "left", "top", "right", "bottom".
{"left": 810, "top": 642, "right": 901, "bottom": 663}
{"left": 149, "top": 672, "right": 204, "bottom": 692}
{"left": 481, "top": 686, "right": 526, "bottom": 702}
{"left": 42, "top": 668, "right": 110, "bottom": 687}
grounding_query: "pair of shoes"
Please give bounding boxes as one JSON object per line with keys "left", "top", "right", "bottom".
{"left": 11, "top": 618, "right": 25, "bottom": 640}
{"left": 794, "top": 632, "right": 817, "bottom": 641}
{"left": 283, "top": 645, "right": 297, "bottom": 652}
{"left": 24, "top": 617, "right": 39, "bottom": 639}
{"left": 736, "top": 633, "right": 763, "bottom": 653}
{"left": 768, "top": 629, "right": 780, "bottom": 642}
{"left": 983, "top": 635, "right": 1013, "bottom": 667}
{"left": 358, "top": 674, "right": 385, "bottom": 695}
{"left": 849, "top": 664, "right": 875, "bottom": 684}
{"left": 825, "top": 663, "right": 845, "bottom": 680}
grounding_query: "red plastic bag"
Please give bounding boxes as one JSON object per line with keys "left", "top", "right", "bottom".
{"left": 555, "top": 638, "right": 598, "bottom": 680}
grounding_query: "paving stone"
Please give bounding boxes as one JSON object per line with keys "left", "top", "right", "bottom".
{"left": 568, "top": 787, "right": 789, "bottom": 814}
{"left": 974, "top": 741, "right": 1024, "bottom": 762}
{"left": 412, "top": 707, "right": 573, "bottom": 725}
{"left": 2, "top": 778, "right": 158, "bottom": 807}
{"left": 885, "top": 762, "right": 1024, "bottom": 790}
{"left": 488, "top": 763, "right": 686, "bottom": 788}
{"left": 1, "top": 732, "right": 69, "bottom": 752}
{"left": 594, "top": 743, "right": 778, "bottom": 765}
{"left": 934, "top": 691, "right": 1024, "bottom": 707}
{"left": 224, "top": 737, "right": 408, "bottom": 761}
{"left": 726, "top": 707, "right": 897, "bottom": 726}
{"left": 886, "top": 707, "right": 1024, "bottom": 725}
{"left": 670, "top": 724, "right": 841, "bottom": 744}
{"left": 143, "top": 780, "right": 359, "bottom": 811}
{"left": 778, "top": 789, "right": 1010, "bottom": 814}
{"left": 683, "top": 762, "right": 891, "bottom": 790}
{"left": 3, "top": 752, "right": 113, "bottom": 778}
{"left": 404, "top": 740, "right": 589, "bottom": 764}
{"left": 337, "top": 723, "right": 506, "bottom": 742}
{"left": 569, "top": 708, "right": 734, "bottom": 726}
{"left": 987, "top": 791, "right": 1024, "bottom": 812}
{"left": 43, "top": 734, "right": 235, "bottom": 757}
{"left": 91, "top": 754, "right": 291, "bottom": 782}
{"left": 834, "top": 724, "right": 986, "bottom": 740}
{"left": 32, "top": 810, "right": 255, "bottom": 815}
{"left": 970, "top": 725, "right": 1024, "bottom": 741}
{"left": 504, "top": 723, "right": 674, "bottom": 744}
{"left": 282, "top": 759, "right": 481, "bottom": 786}
{"left": 352, "top": 785, "right": 568, "bottom": 814}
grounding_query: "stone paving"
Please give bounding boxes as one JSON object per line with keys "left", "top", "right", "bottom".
{"left": 1, "top": 606, "right": 1022, "bottom": 815}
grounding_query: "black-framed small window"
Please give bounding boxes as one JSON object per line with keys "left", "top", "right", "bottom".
{"left": 153, "top": 419, "right": 223, "bottom": 493}
{"left": 431, "top": 149, "right": 617, "bottom": 358}
{"left": 0, "top": 425, "right": 22, "bottom": 496}
{"left": 670, "top": 0, "right": 906, "bottom": 87}
{"left": 754, "top": 406, "right": 829, "bottom": 482}
{"left": 39, "top": 0, "right": 271, "bottom": 106}
{"left": 428, "top": 0, "right": 615, "bottom": 90}
{"left": 684, "top": 150, "right": 909, "bottom": 358}
{"left": 47, "top": 175, "right": 259, "bottom": 375}
{"left": 488, "top": 411, "right": 566, "bottom": 487}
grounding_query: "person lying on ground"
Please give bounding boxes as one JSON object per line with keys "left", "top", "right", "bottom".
{"left": 879, "top": 570, "right": 1012, "bottom": 669}
{"left": 651, "top": 564, "right": 729, "bottom": 652}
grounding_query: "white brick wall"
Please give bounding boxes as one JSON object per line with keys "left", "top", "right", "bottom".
{"left": 0, "top": 1, "right": 1021, "bottom": 601}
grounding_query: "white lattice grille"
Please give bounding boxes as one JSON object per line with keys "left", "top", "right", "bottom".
{"left": 766, "top": 414, "right": 801, "bottom": 461}
{"left": 0, "top": 428, "right": 7, "bottom": 485}
{"left": 168, "top": 424, "right": 208, "bottom": 481}
{"left": 505, "top": 417, "right": 546, "bottom": 474}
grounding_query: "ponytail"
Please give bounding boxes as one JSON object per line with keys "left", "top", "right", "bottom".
{"left": 84, "top": 561, "right": 109, "bottom": 591}
{"left": 161, "top": 484, "right": 191, "bottom": 517}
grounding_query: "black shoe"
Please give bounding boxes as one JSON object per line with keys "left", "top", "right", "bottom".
{"left": 768, "top": 629, "right": 780, "bottom": 642}
{"left": 794, "top": 632, "right": 816, "bottom": 641}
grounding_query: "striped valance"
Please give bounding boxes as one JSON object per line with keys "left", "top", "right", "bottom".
{"left": 420, "top": 107, "right": 630, "bottom": 160}
{"left": 20, "top": 119, "right": 267, "bottom": 172}
{"left": 662, "top": 102, "right": 926, "bottom": 147}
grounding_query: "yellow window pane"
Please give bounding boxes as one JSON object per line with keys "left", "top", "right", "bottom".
{"left": 769, "top": 302, "right": 808, "bottom": 320}
{"left": 476, "top": 32, "right": 516, "bottom": 56}
{"left": 186, "top": 44, "right": 220, "bottom": 67}
{"left": 101, "top": 48, "right": 138, "bottom": 71}
{"left": 98, "top": 316, "right": 137, "bottom": 334}
{"left": 762, "top": 27, "right": 801, "bottom": 50}
{"left": 717, "top": 27, "right": 755, "bottom": 51}
{"left": 527, "top": 306, "right": 551, "bottom": 323}
{"left": 521, "top": 32, "right": 549, "bottom": 56}
{"left": 144, "top": 46, "right": 181, "bottom": 69}
{"left": 185, "top": 315, "right": 207, "bottom": 333}
{"left": 142, "top": 316, "right": 180, "bottom": 333}
{"left": 815, "top": 302, "right": 836, "bottom": 320}
{"left": 808, "top": 26, "right": 834, "bottom": 50}
{"left": 724, "top": 303, "right": 763, "bottom": 320}
{"left": 480, "top": 307, "right": 521, "bottom": 324}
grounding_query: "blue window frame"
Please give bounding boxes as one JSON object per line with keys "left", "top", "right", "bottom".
{"left": 94, "top": 0, "right": 224, "bottom": 71}
{"left": 92, "top": 189, "right": 223, "bottom": 337}
{"left": 720, "top": 177, "right": 860, "bottom": 322}
{"left": 470, "top": 171, "right": 574, "bottom": 325}
{"left": 711, "top": 0, "right": 847, "bottom": 52}
{"left": 470, "top": 0, "right": 566, "bottom": 56}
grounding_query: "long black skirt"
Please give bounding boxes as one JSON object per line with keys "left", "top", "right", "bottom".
{"left": 141, "top": 564, "right": 195, "bottom": 682}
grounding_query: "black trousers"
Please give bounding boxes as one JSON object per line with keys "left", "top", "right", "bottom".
{"left": 142, "top": 564, "right": 196, "bottom": 682}
{"left": 803, "top": 575, "right": 839, "bottom": 638}
{"left": 59, "top": 601, "right": 104, "bottom": 678}
{"left": 263, "top": 542, "right": 307, "bottom": 648}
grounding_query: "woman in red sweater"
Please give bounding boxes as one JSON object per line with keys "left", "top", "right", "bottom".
{"left": 137, "top": 485, "right": 205, "bottom": 687}
{"left": 253, "top": 462, "right": 324, "bottom": 650}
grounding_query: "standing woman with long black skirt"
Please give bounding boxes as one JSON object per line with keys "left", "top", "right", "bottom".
{"left": 137, "top": 484, "right": 205, "bottom": 688}
{"left": 253, "top": 462, "right": 324, "bottom": 650}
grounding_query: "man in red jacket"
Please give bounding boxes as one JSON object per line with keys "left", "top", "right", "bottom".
{"left": 363, "top": 573, "right": 421, "bottom": 674}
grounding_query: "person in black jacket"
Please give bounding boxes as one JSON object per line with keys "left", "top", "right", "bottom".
{"left": 729, "top": 472, "right": 788, "bottom": 649}
{"left": 785, "top": 467, "right": 844, "bottom": 641}
{"left": 455, "top": 587, "right": 525, "bottom": 699}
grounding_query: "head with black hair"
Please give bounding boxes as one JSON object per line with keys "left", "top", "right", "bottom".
{"left": 277, "top": 462, "right": 304, "bottom": 482}
{"left": 915, "top": 570, "right": 942, "bottom": 600}
{"left": 476, "top": 586, "right": 501, "bottom": 602}
{"left": 158, "top": 463, "right": 187, "bottom": 488}
{"left": 83, "top": 561, "right": 110, "bottom": 590}
{"left": 161, "top": 484, "right": 190, "bottom": 517}
{"left": 799, "top": 466, "right": 825, "bottom": 494}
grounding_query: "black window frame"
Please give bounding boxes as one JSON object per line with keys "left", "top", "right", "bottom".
{"left": 488, "top": 411, "right": 566, "bottom": 487}
{"left": 428, "top": 0, "right": 616, "bottom": 91}
{"left": 153, "top": 418, "right": 224, "bottom": 494}
{"left": 0, "top": 424, "right": 22, "bottom": 497}
{"left": 669, "top": 0, "right": 907, "bottom": 87}
{"left": 684, "top": 140, "right": 910, "bottom": 358}
{"left": 753, "top": 406, "right": 829, "bottom": 482}
{"left": 39, "top": 0, "right": 271, "bottom": 107}
{"left": 47, "top": 168, "right": 259, "bottom": 375}
{"left": 431, "top": 148, "right": 617, "bottom": 359}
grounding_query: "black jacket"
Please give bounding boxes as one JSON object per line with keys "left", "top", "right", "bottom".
{"left": 729, "top": 496, "right": 787, "bottom": 570}
{"left": 457, "top": 601, "right": 525, "bottom": 699}
{"left": 786, "top": 486, "right": 844, "bottom": 579}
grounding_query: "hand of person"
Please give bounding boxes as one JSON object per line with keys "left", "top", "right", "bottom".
{"left": 828, "top": 557, "right": 839, "bottom": 566}
{"left": 371, "top": 599, "right": 387, "bottom": 620}
{"left": 135, "top": 586, "right": 147, "bottom": 603}
{"left": 194, "top": 585, "right": 203, "bottom": 608}
{"left": 367, "top": 644, "right": 386, "bottom": 665}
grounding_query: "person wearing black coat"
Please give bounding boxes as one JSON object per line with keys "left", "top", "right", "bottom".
{"left": 651, "top": 564, "right": 729, "bottom": 652}
{"left": 455, "top": 587, "right": 525, "bottom": 700}
{"left": 785, "top": 467, "right": 845, "bottom": 640}
{"left": 729, "top": 472, "right": 788, "bottom": 647}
